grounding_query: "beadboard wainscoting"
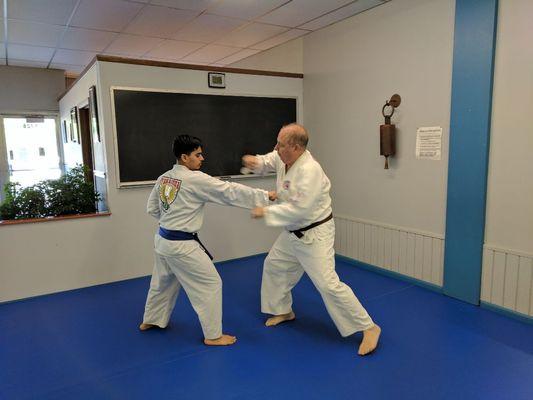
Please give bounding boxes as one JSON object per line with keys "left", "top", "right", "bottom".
{"left": 481, "top": 246, "right": 533, "bottom": 317}
{"left": 333, "top": 215, "right": 445, "bottom": 287}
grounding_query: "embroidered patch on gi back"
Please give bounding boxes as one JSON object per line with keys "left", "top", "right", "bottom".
{"left": 159, "top": 177, "right": 181, "bottom": 211}
{"left": 283, "top": 180, "right": 291, "bottom": 190}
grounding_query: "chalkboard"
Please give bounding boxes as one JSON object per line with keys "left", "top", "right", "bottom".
{"left": 112, "top": 88, "right": 297, "bottom": 186}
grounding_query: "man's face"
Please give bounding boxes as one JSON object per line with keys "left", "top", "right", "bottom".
{"left": 275, "top": 130, "right": 297, "bottom": 165}
{"left": 182, "top": 147, "right": 204, "bottom": 170}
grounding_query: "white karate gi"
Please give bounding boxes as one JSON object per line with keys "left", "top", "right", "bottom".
{"left": 143, "top": 164, "right": 269, "bottom": 339}
{"left": 255, "top": 150, "right": 374, "bottom": 336}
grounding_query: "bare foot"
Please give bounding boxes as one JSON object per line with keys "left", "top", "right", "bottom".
{"left": 139, "top": 323, "right": 159, "bottom": 331}
{"left": 358, "top": 324, "right": 381, "bottom": 356}
{"left": 204, "top": 334, "right": 237, "bottom": 346}
{"left": 265, "top": 311, "right": 296, "bottom": 327}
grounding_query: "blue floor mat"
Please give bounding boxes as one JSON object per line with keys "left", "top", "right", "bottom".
{"left": 1, "top": 256, "right": 532, "bottom": 400}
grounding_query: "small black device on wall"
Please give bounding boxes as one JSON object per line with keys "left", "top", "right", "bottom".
{"left": 208, "top": 72, "right": 225, "bottom": 88}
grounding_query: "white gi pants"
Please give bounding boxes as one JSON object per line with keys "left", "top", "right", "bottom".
{"left": 142, "top": 235, "right": 222, "bottom": 340}
{"left": 261, "top": 220, "right": 374, "bottom": 337}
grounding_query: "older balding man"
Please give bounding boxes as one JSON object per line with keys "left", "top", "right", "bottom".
{"left": 243, "top": 123, "right": 381, "bottom": 356}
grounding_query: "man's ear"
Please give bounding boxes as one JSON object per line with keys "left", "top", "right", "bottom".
{"left": 180, "top": 154, "right": 188, "bottom": 163}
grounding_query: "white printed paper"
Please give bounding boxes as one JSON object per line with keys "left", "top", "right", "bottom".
{"left": 416, "top": 127, "right": 442, "bottom": 160}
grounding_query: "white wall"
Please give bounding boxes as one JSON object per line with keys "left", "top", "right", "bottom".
{"left": 481, "top": 0, "right": 533, "bottom": 316}
{"left": 0, "top": 66, "right": 64, "bottom": 113}
{"left": 485, "top": 0, "right": 533, "bottom": 255}
{"left": 303, "top": 0, "right": 454, "bottom": 235}
{"left": 230, "top": 37, "right": 303, "bottom": 74}
{"left": 0, "top": 60, "right": 302, "bottom": 302}
{"left": 304, "top": 0, "right": 453, "bottom": 286}
{"left": 230, "top": 0, "right": 453, "bottom": 286}
{"left": 233, "top": 0, "right": 453, "bottom": 237}
{"left": 97, "top": 60, "right": 302, "bottom": 273}
{"left": 233, "top": 0, "right": 533, "bottom": 317}
{"left": 0, "top": 65, "right": 96, "bottom": 302}
{"left": 232, "top": 0, "right": 451, "bottom": 286}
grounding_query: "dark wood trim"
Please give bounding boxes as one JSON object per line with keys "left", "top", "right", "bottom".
{"left": 0, "top": 212, "right": 111, "bottom": 226}
{"left": 95, "top": 55, "right": 304, "bottom": 78}
{"left": 57, "top": 54, "right": 303, "bottom": 102}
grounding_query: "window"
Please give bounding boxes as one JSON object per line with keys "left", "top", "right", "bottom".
{"left": 0, "top": 115, "right": 62, "bottom": 196}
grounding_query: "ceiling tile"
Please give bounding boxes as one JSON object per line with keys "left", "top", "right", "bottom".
{"left": 217, "top": 48, "right": 261, "bottom": 65}
{"left": 60, "top": 27, "right": 117, "bottom": 52}
{"left": 299, "top": 0, "right": 385, "bottom": 30}
{"left": 216, "top": 22, "right": 287, "bottom": 48}
{"left": 8, "top": 20, "right": 64, "bottom": 48}
{"left": 251, "top": 28, "right": 308, "bottom": 50}
{"left": 7, "top": 0, "right": 78, "bottom": 26}
{"left": 8, "top": 59, "right": 49, "bottom": 68}
{"left": 207, "top": 0, "right": 289, "bottom": 21}
{"left": 49, "top": 63, "right": 85, "bottom": 74}
{"left": 150, "top": 0, "right": 217, "bottom": 11}
{"left": 105, "top": 34, "right": 165, "bottom": 57}
{"left": 258, "top": 0, "right": 353, "bottom": 27}
{"left": 7, "top": 44, "right": 55, "bottom": 62}
{"left": 182, "top": 44, "right": 240, "bottom": 64}
{"left": 124, "top": 5, "right": 198, "bottom": 38}
{"left": 52, "top": 49, "right": 97, "bottom": 65}
{"left": 71, "top": 0, "right": 144, "bottom": 32}
{"left": 145, "top": 39, "right": 204, "bottom": 60}
{"left": 173, "top": 14, "right": 245, "bottom": 43}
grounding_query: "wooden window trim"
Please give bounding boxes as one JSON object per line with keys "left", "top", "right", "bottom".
{"left": 0, "top": 212, "right": 111, "bottom": 226}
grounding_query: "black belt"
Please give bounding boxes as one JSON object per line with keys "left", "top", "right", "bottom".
{"left": 289, "top": 213, "right": 333, "bottom": 239}
{"left": 158, "top": 227, "right": 213, "bottom": 260}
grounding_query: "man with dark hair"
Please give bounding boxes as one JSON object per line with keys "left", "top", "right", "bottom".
{"left": 141, "top": 134, "right": 273, "bottom": 346}
{"left": 243, "top": 123, "right": 381, "bottom": 356}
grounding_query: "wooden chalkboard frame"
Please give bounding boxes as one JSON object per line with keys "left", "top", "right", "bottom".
{"left": 110, "top": 86, "right": 298, "bottom": 188}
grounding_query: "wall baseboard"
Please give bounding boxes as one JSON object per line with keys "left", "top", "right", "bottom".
{"left": 336, "top": 255, "right": 443, "bottom": 293}
{"left": 5, "top": 251, "right": 531, "bottom": 326}
{"left": 338, "top": 254, "right": 533, "bottom": 325}
{"left": 0, "top": 253, "right": 270, "bottom": 306}
{"left": 480, "top": 302, "right": 533, "bottom": 325}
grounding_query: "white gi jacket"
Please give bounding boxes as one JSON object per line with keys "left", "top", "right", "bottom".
{"left": 147, "top": 164, "right": 269, "bottom": 232}
{"left": 254, "top": 150, "right": 332, "bottom": 231}
{"left": 256, "top": 151, "right": 374, "bottom": 336}
{"left": 143, "top": 164, "right": 268, "bottom": 338}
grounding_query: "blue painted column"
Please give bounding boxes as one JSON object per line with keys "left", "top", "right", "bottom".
{"left": 443, "top": 0, "right": 498, "bottom": 304}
